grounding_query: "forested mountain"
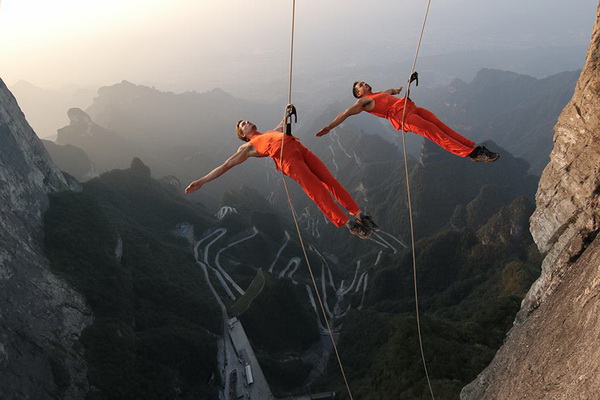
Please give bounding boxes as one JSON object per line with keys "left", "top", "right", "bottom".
{"left": 45, "top": 125, "right": 542, "bottom": 400}
{"left": 44, "top": 159, "right": 222, "bottom": 399}
{"left": 41, "top": 139, "right": 97, "bottom": 182}
{"left": 292, "top": 125, "right": 541, "bottom": 399}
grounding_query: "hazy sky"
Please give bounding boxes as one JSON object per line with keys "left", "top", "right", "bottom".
{"left": 0, "top": 0, "right": 597, "bottom": 93}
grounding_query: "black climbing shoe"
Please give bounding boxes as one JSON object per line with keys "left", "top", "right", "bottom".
{"left": 469, "top": 145, "right": 499, "bottom": 163}
{"left": 357, "top": 212, "right": 380, "bottom": 232}
{"left": 348, "top": 220, "right": 374, "bottom": 239}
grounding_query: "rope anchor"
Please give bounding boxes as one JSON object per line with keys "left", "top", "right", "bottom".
{"left": 409, "top": 71, "right": 419, "bottom": 86}
{"left": 284, "top": 103, "right": 297, "bottom": 136}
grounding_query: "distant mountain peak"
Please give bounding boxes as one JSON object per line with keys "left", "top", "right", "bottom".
{"left": 447, "top": 77, "right": 469, "bottom": 92}
{"left": 12, "top": 79, "right": 39, "bottom": 89}
{"left": 471, "top": 68, "right": 535, "bottom": 88}
{"left": 67, "top": 107, "right": 93, "bottom": 126}
{"left": 96, "top": 80, "right": 160, "bottom": 102}
{"left": 206, "top": 87, "right": 234, "bottom": 100}
{"left": 129, "top": 157, "right": 151, "bottom": 178}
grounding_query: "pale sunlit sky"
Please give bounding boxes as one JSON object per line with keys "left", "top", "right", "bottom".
{"left": 0, "top": 0, "right": 597, "bottom": 93}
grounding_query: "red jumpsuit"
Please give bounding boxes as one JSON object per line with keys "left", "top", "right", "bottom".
{"left": 250, "top": 131, "right": 359, "bottom": 227}
{"left": 365, "top": 92, "right": 475, "bottom": 157}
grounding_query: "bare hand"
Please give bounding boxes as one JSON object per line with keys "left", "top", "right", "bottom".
{"left": 185, "top": 179, "right": 204, "bottom": 194}
{"left": 315, "top": 127, "right": 331, "bottom": 137}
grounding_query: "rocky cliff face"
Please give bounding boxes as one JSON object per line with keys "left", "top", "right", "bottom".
{"left": 0, "top": 79, "right": 92, "bottom": 399}
{"left": 462, "top": 3, "right": 600, "bottom": 399}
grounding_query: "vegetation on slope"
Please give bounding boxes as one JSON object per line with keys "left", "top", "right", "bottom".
{"left": 45, "top": 159, "right": 221, "bottom": 400}
{"left": 317, "top": 198, "right": 541, "bottom": 400}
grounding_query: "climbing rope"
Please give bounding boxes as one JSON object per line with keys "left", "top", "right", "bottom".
{"left": 398, "top": 0, "right": 436, "bottom": 399}
{"left": 279, "top": 177, "right": 356, "bottom": 400}
{"left": 278, "top": 1, "right": 355, "bottom": 399}
{"left": 286, "top": 0, "right": 295, "bottom": 107}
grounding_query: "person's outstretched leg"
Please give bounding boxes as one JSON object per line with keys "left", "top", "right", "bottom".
{"left": 413, "top": 107, "right": 475, "bottom": 148}
{"left": 401, "top": 110, "right": 475, "bottom": 157}
{"left": 282, "top": 156, "right": 351, "bottom": 227}
{"left": 301, "top": 148, "right": 361, "bottom": 216}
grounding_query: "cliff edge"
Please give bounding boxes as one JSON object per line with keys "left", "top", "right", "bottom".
{"left": 462, "top": 3, "right": 600, "bottom": 399}
{"left": 0, "top": 78, "right": 92, "bottom": 399}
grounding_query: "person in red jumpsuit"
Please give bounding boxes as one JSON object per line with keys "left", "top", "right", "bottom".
{"left": 185, "top": 119, "right": 377, "bottom": 238}
{"left": 316, "top": 81, "right": 499, "bottom": 162}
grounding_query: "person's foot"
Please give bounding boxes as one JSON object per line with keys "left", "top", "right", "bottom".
{"left": 347, "top": 220, "right": 374, "bottom": 239}
{"left": 469, "top": 145, "right": 500, "bottom": 163}
{"left": 356, "top": 212, "right": 380, "bottom": 231}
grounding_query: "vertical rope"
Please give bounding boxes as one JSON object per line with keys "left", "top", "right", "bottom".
{"left": 280, "top": 178, "right": 355, "bottom": 400}
{"left": 287, "top": 0, "right": 296, "bottom": 105}
{"left": 279, "top": 1, "right": 355, "bottom": 399}
{"left": 398, "top": 0, "right": 436, "bottom": 399}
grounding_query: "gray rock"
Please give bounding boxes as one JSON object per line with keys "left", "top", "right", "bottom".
{"left": 524, "top": 1, "right": 600, "bottom": 316}
{"left": 0, "top": 78, "right": 92, "bottom": 399}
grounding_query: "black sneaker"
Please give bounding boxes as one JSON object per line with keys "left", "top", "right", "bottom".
{"left": 357, "top": 212, "right": 380, "bottom": 231}
{"left": 470, "top": 145, "right": 499, "bottom": 163}
{"left": 348, "top": 220, "right": 373, "bottom": 239}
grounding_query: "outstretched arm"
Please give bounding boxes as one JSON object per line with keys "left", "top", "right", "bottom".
{"left": 185, "top": 143, "right": 257, "bottom": 193}
{"left": 315, "top": 97, "right": 373, "bottom": 137}
{"left": 383, "top": 86, "right": 403, "bottom": 96}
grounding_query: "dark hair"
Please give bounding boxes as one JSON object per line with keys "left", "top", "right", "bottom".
{"left": 235, "top": 120, "right": 249, "bottom": 142}
{"left": 352, "top": 81, "right": 361, "bottom": 98}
